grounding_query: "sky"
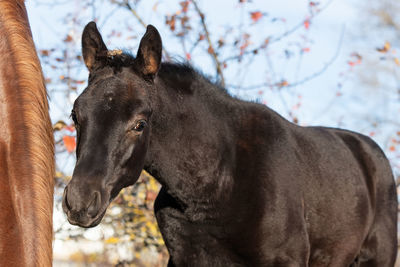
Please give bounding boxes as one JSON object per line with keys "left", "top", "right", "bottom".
{"left": 25, "top": 0, "right": 361, "bottom": 126}
{"left": 26, "top": 0, "right": 393, "bottom": 154}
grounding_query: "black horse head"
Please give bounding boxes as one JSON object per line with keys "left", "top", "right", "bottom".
{"left": 62, "top": 22, "right": 162, "bottom": 227}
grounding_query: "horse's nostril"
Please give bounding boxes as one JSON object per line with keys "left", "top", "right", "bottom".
{"left": 87, "top": 192, "right": 101, "bottom": 218}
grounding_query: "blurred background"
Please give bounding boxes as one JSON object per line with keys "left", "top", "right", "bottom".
{"left": 25, "top": 0, "right": 400, "bottom": 265}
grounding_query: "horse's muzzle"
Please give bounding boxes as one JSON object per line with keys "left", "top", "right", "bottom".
{"left": 62, "top": 184, "right": 108, "bottom": 228}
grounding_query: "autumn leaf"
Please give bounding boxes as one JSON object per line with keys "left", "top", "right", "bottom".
{"left": 55, "top": 171, "right": 64, "bottom": 178}
{"left": 377, "top": 41, "right": 390, "bottom": 53}
{"left": 276, "top": 80, "right": 289, "bottom": 88}
{"left": 64, "top": 125, "right": 75, "bottom": 133}
{"left": 218, "top": 38, "right": 225, "bottom": 48}
{"left": 105, "top": 237, "right": 120, "bottom": 244}
{"left": 239, "top": 34, "right": 251, "bottom": 55}
{"left": 348, "top": 53, "right": 362, "bottom": 67}
{"left": 63, "top": 135, "right": 76, "bottom": 153}
{"left": 185, "top": 53, "right": 191, "bottom": 60}
{"left": 165, "top": 15, "right": 176, "bottom": 31}
{"left": 304, "top": 19, "right": 310, "bottom": 30}
{"left": 348, "top": 59, "right": 362, "bottom": 67}
{"left": 389, "top": 145, "right": 396, "bottom": 152}
{"left": 181, "top": 15, "right": 189, "bottom": 27}
{"left": 239, "top": 43, "right": 249, "bottom": 55}
{"left": 53, "top": 121, "right": 66, "bottom": 131}
{"left": 39, "top": 49, "right": 50, "bottom": 57}
{"left": 180, "top": 1, "right": 189, "bottom": 13}
{"left": 351, "top": 52, "right": 362, "bottom": 61}
{"left": 146, "top": 191, "right": 158, "bottom": 202}
{"left": 348, "top": 61, "right": 360, "bottom": 67}
{"left": 64, "top": 34, "right": 73, "bottom": 43}
{"left": 147, "top": 221, "right": 159, "bottom": 235}
{"left": 250, "top": 11, "right": 263, "bottom": 23}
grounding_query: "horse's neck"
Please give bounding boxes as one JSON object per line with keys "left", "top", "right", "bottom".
{"left": 145, "top": 80, "right": 238, "bottom": 206}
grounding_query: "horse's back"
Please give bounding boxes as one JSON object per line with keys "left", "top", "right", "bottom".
{"left": 332, "top": 129, "right": 397, "bottom": 266}
{"left": 233, "top": 105, "right": 397, "bottom": 265}
{"left": 294, "top": 126, "right": 397, "bottom": 266}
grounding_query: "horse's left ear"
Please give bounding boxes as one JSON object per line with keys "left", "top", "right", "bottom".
{"left": 135, "top": 25, "right": 162, "bottom": 79}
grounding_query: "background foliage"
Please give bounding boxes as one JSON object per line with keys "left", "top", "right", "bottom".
{"left": 26, "top": 0, "right": 400, "bottom": 265}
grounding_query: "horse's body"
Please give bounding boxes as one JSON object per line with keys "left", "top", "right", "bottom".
{"left": 0, "top": 1, "right": 54, "bottom": 265}
{"left": 63, "top": 22, "right": 397, "bottom": 266}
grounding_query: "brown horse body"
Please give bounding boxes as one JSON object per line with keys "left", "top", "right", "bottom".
{"left": 0, "top": 0, "right": 54, "bottom": 266}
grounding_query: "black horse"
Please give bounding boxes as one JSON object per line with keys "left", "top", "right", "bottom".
{"left": 62, "top": 22, "right": 397, "bottom": 266}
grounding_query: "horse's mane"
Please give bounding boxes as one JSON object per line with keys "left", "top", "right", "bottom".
{"left": 106, "top": 51, "right": 229, "bottom": 96}
{"left": 0, "top": 0, "right": 54, "bottom": 265}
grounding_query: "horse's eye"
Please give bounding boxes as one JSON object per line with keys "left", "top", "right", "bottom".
{"left": 133, "top": 120, "right": 147, "bottom": 132}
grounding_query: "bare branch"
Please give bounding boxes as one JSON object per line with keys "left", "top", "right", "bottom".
{"left": 119, "top": 0, "right": 172, "bottom": 61}
{"left": 228, "top": 25, "right": 345, "bottom": 91}
{"left": 122, "top": 0, "right": 147, "bottom": 28}
{"left": 192, "top": 0, "right": 225, "bottom": 87}
{"left": 270, "top": 0, "right": 334, "bottom": 43}
{"left": 223, "top": 0, "right": 335, "bottom": 63}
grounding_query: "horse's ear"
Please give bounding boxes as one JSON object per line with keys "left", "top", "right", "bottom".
{"left": 135, "top": 25, "right": 162, "bottom": 79}
{"left": 82, "top": 21, "right": 108, "bottom": 71}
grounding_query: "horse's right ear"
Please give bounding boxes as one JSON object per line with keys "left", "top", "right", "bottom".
{"left": 82, "top": 21, "right": 108, "bottom": 71}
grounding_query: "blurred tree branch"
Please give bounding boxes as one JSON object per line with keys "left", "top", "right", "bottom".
{"left": 228, "top": 25, "right": 345, "bottom": 91}
{"left": 192, "top": 0, "right": 225, "bottom": 86}
{"left": 117, "top": 0, "right": 172, "bottom": 61}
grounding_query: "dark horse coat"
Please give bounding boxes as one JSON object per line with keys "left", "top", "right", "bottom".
{"left": 62, "top": 22, "right": 398, "bottom": 266}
